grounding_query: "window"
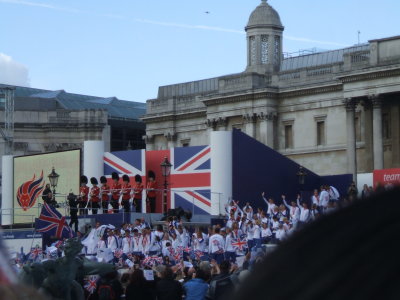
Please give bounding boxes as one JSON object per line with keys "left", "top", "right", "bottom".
{"left": 274, "top": 36, "right": 280, "bottom": 64}
{"left": 250, "top": 36, "right": 256, "bottom": 65}
{"left": 382, "top": 113, "right": 391, "bottom": 139}
{"left": 261, "top": 35, "right": 269, "bottom": 64}
{"left": 284, "top": 125, "right": 293, "bottom": 149}
{"left": 317, "top": 121, "right": 326, "bottom": 146}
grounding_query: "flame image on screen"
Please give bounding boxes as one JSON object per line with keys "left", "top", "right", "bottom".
{"left": 16, "top": 171, "right": 45, "bottom": 211}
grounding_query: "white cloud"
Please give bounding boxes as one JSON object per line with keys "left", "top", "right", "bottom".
{"left": 0, "top": 53, "right": 30, "bottom": 86}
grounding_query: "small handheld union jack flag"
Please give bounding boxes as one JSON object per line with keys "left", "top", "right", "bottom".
{"left": 29, "top": 246, "right": 43, "bottom": 261}
{"left": 183, "top": 246, "right": 192, "bottom": 253}
{"left": 114, "top": 249, "right": 123, "bottom": 259}
{"left": 84, "top": 275, "right": 99, "bottom": 294}
{"left": 35, "top": 203, "right": 74, "bottom": 239}
{"left": 193, "top": 250, "right": 203, "bottom": 260}
{"left": 142, "top": 256, "right": 163, "bottom": 267}
{"left": 231, "top": 236, "right": 248, "bottom": 252}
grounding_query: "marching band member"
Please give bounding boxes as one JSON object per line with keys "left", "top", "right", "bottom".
{"left": 121, "top": 231, "right": 132, "bottom": 254}
{"left": 208, "top": 227, "right": 225, "bottom": 264}
{"left": 283, "top": 195, "right": 300, "bottom": 226}
{"left": 146, "top": 170, "right": 157, "bottom": 213}
{"left": 297, "top": 195, "right": 311, "bottom": 226}
{"left": 100, "top": 176, "right": 110, "bottom": 214}
{"left": 133, "top": 174, "right": 144, "bottom": 213}
{"left": 224, "top": 227, "right": 237, "bottom": 263}
{"left": 319, "top": 185, "right": 330, "bottom": 212}
{"left": 253, "top": 220, "right": 262, "bottom": 250}
{"left": 78, "top": 176, "right": 89, "bottom": 216}
{"left": 261, "top": 192, "right": 276, "bottom": 216}
{"left": 106, "top": 229, "right": 118, "bottom": 251}
{"left": 177, "top": 225, "right": 189, "bottom": 248}
{"left": 121, "top": 174, "right": 132, "bottom": 213}
{"left": 89, "top": 177, "right": 100, "bottom": 215}
{"left": 111, "top": 172, "right": 121, "bottom": 213}
{"left": 261, "top": 222, "right": 273, "bottom": 244}
{"left": 132, "top": 229, "right": 143, "bottom": 256}
{"left": 141, "top": 228, "right": 151, "bottom": 255}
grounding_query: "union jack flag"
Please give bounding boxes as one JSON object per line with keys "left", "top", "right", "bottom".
{"left": 114, "top": 248, "right": 123, "bottom": 259}
{"left": 29, "top": 246, "right": 42, "bottom": 259}
{"left": 231, "top": 236, "right": 248, "bottom": 252}
{"left": 104, "top": 150, "right": 145, "bottom": 181}
{"left": 193, "top": 250, "right": 204, "bottom": 260}
{"left": 84, "top": 275, "right": 99, "bottom": 294}
{"left": 142, "top": 256, "right": 163, "bottom": 267}
{"left": 170, "top": 146, "right": 211, "bottom": 214}
{"left": 183, "top": 246, "right": 192, "bottom": 253}
{"left": 35, "top": 203, "right": 74, "bottom": 239}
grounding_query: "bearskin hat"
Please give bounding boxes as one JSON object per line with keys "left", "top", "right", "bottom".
{"left": 100, "top": 176, "right": 107, "bottom": 184}
{"left": 111, "top": 172, "right": 119, "bottom": 181}
{"left": 148, "top": 170, "right": 155, "bottom": 180}
{"left": 90, "top": 177, "right": 98, "bottom": 185}
{"left": 135, "top": 174, "right": 142, "bottom": 183}
{"left": 122, "top": 174, "right": 130, "bottom": 182}
{"left": 80, "top": 175, "right": 88, "bottom": 184}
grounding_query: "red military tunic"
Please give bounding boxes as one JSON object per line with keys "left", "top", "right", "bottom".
{"left": 90, "top": 186, "right": 100, "bottom": 203}
{"left": 146, "top": 181, "right": 157, "bottom": 198}
{"left": 101, "top": 184, "right": 110, "bottom": 202}
{"left": 80, "top": 186, "right": 89, "bottom": 202}
{"left": 134, "top": 182, "right": 144, "bottom": 200}
{"left": 112, "top": 182, "right": 121, "bottom": 201}
{"left": 122, "top": 182, "right": 132, "bottom": 201}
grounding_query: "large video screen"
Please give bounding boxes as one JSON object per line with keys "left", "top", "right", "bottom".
{"left": 13, "top": 149, "right": 80, "bottom": 223}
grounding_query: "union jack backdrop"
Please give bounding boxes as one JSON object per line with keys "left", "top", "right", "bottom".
{"left": 35, "top": 203, "right": 75, "bottom": 239}
{"left": 103, "top": 146, "right": 211, "bottom": 214}
{"left": 104, "top": 149, "right": 146, "bottom": 180}
{"left": 170, "top": 146, "right": 211, "bottom": 214}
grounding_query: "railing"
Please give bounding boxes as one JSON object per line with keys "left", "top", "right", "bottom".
{"left": 1, "top": 189, "right": 223, "bottom": 227}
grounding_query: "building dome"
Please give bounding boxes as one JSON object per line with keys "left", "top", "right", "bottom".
{"left": 246, "top": 0, "right": 283, "bottom": 30}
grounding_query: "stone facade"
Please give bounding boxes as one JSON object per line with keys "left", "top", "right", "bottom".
{"left": 143, "top": 1, "right": 400, "bottom": 179}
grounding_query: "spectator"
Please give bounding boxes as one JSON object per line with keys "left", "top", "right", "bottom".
{"left": 183, "top": 268, "right": 209, "bottom": 300}
{"left": 125, "top": 269, "right": 154, "bottom": 300}
{"left": 156, "top": 266, "right": 183, "bottom": 300}
{"left": 206, "top": 260, "right": 234, "bottom": 300}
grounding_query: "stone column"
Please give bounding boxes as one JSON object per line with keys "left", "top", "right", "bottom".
{"left": 217, "top": 117, "right": 228, "bottom": 131}
{"left": 391, "top": 102, "right": 400, "bottom": 167}
{"left": 343, "top": 98, "right": 357, "bottom": 181}
{"left": 258, "top": 112, "right": 276, "bottom": 148}
{"left": 370, "top": 95, "right": 384, "bottom": 170}
{"left": 164, "top": 132, "right": 176, "bottom": 149}
{"left": 206, "top": 119, "right": 216, "bottom": 144}
{"left": 143, "top": 135, "right": 154, "bottom": 151}
{"left": 243, "top": 113, "right": 256, "bottom": 138}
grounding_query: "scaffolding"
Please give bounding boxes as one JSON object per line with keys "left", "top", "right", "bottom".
{"left": 0, "top": 87, "right": 15, "bottom": 155}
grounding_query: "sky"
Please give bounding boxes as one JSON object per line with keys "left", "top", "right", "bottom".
{"left": 0, "top": 0, "right": 399, "bottom": 103}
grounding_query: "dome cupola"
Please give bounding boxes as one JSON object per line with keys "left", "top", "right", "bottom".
{"left": 245, "top": 0, "right": 284, "bottom": 74}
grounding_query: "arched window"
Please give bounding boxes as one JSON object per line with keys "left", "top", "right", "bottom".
{"left": 250, "top": 36, "right": 256, "bottom": 65}
{"left": 261, "top": 35, "right": 269, "bottom": 64}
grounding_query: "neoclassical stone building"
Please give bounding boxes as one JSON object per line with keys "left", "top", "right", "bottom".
{"left": 142, "top": 0, "right": 400, "bottom": 179}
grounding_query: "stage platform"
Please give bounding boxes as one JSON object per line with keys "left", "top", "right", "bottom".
{"left": 65, "top": 212, "right": 223, "bottom": 232}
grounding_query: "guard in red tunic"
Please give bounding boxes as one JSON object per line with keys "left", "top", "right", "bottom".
{"left": 146, "top": 170, "right": 157, "bottom": 213}
{"left": 100, "top": 176, "right": 110, "bottom": 214}
{"left": 89, "top": 177, "right": 100, "bottom": 215}
{"left": 79, "top": 175, "right": 89, "bottom": 215}
{"left": 111, "top": 172, "right": 121, "bottom": 213}
{"left": 121, "top": 174, "right": 132, "bottom": 213}
{"left": 133, "top": 174, "right": 144, "bottom": 213}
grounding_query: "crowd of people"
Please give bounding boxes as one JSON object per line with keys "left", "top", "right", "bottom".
{"left": 14, "top": 182, "right": 357, "bottom": 300}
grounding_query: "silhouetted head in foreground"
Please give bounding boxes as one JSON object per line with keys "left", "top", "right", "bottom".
{"left": 233, "top": 187, "right": 400, "bottom": 300}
